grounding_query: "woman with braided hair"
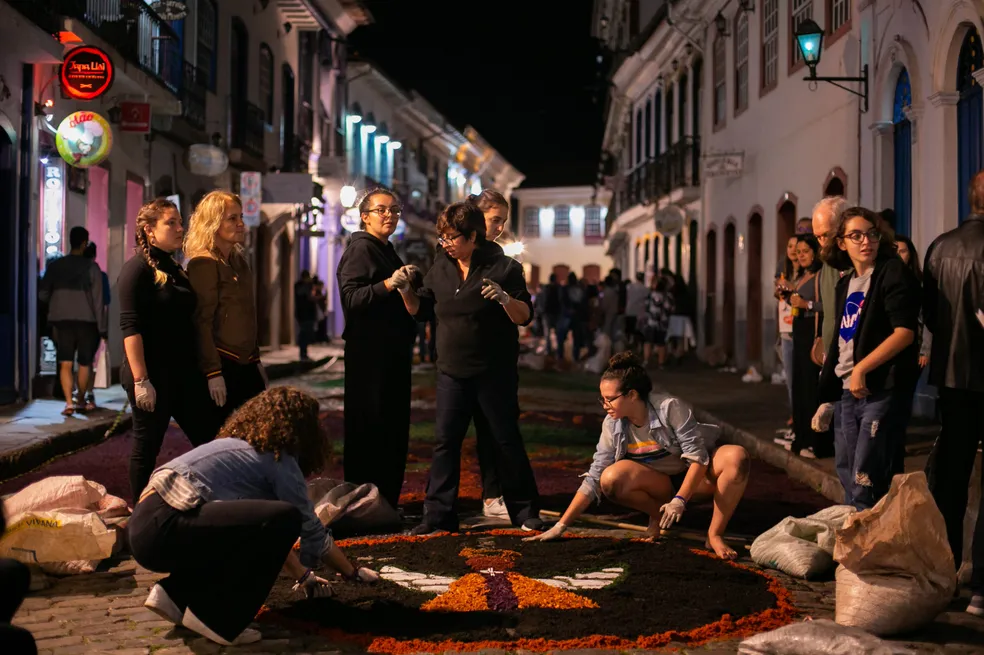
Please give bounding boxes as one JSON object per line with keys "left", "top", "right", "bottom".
{"left": 119, "top": 198, "right": 215, "bottom": 504}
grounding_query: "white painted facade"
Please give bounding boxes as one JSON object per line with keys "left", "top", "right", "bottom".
{"left": 597, "top": 0, "right": 979, "bottom": 374}
{"left": 511, "top": 185, "right": 613, "bottom": 287}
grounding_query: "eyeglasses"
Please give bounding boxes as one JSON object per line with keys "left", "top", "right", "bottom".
{"left": 367, "top": 206, "right": 402, "bottom": 218}
{"left": 598, "top": 393, "right": 624, "bottom": 407}
{"left": 841, "top": 229, "right": 881, "bottom": 245}
{"left": 438, "top": 233, "right": 463, "bottom": 246}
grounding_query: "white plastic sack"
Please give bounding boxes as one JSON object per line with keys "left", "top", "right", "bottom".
{"left": 750, "top": 505, "right": 857, "bottom": 579}
{"left": 738, "top": 619, "right": 915, "bottom": 655}
{"left": 307, "top": 477, "right": 402, "bottom": 532}
{"left": 0, "top": 476, "right": 128, "bottom": 569}
{"left": 582, "top": 332, "right": 612, "bottom": 374}
{"left": 833, "top": 472, "right": 955, "bottom": 636}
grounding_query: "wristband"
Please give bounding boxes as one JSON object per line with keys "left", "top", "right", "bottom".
{"left": 673, "top": 495, "right": 688, "bottom": 506}
{"left": 297, "top": 568, "right": 313, "bottom": 585}
{"left": 344, "top": 566, "right": 362, "bottom": 582}
{"left": 134, "top": 376, "right": 149, "bottom": 384}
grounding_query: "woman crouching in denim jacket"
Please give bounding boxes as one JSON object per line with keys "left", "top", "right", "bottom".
{"left": 811, "top": 207, "right": 920, "bottom": 511}
{"left": 128, "top": 387, "right": 379, "bottom": 647}
{"left": 524, "top": 352, "right": 751, "bottom": 559}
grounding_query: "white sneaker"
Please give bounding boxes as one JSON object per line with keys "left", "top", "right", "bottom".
{"left": 144, "top": 584, "right": 182, "bottom": 624}
{"left": 182, "top": 608, "right": 262, "bottom": 646}
{"left": 482, "top": 497, "right": 509, "bottom": 520}
{"left": 773, "top": 434, "right": 794, "bottom": 447}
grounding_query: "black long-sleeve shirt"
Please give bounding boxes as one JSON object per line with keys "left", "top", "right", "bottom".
{"left": 336, "top": 231, "right": 417, "bottom": 344}
{"left": 118, "top": 247, "right": 198, "bottom": 377}
{"left": 416, "top": 241, "right": 533, "bottom": 378}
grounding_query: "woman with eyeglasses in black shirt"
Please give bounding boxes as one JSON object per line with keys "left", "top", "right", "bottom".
{"left": 335, "top": 188, "right": 418, "bottom": 511}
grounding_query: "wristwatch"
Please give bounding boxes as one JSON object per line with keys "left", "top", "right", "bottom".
{"left": 807, "top": 300, "right": 814, "bottom": 311}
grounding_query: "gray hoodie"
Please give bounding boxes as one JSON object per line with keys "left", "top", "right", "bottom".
{"left": 39, "top": 254, "right": 106, "bottom": 333}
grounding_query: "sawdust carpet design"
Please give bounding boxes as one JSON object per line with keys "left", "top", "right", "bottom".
{"left": 261, "top": 531, "right": 798, "bottom": 653}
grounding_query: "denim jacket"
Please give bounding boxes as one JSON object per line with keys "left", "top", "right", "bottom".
{"left": 577, "top": 393, "right": 718, "bottom": 502}
{"left": 153, "top": 438, "right": 331, "bottom": 569}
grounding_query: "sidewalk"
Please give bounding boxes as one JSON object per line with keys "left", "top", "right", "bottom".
{"left": 0, "top": 343, "right": 342, "bottom": 483}
{"left": 650, "top": 362, "right": 942, "bottom": 504}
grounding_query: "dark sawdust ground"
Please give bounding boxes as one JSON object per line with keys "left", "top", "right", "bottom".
{"left": 264, "top": 534, "right": 778, "bottom": 644}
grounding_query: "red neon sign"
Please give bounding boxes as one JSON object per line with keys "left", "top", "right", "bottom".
{"left": 61, "top": 46, "right": 114, "bottom": 101}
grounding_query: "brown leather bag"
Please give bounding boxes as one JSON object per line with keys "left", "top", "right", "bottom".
{"left": 810, "top": 273, "right": 825, "bottom": 366}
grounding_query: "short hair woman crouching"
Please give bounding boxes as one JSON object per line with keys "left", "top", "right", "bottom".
{"left": 526, "top": 352, "right": 751, "bottom": 560}
{"left": 118, "top": 198, "right": 215, "bottom": 504}
{"left": 185, "top": 191, "right": 266, "bottom": 435}
{"left": 128, "top": 387, "right": 378, "bottom": 647}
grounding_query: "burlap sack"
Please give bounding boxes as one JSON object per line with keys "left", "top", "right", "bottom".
{"left": 832, "top": 472, "right": 955, "bottom": 635}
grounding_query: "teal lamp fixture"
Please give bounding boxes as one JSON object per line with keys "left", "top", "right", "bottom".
{"left": 794, "top": 18, "right": 868, "bottom": 113}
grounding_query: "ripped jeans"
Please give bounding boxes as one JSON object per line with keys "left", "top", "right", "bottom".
{"left": 833, "top": 389, "right": 902, "bottom": 510}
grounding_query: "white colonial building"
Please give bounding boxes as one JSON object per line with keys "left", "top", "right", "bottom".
{"left": 596, "top": 0, "right": 974, "bottom": 374}
{"left": 511, "top": 185, "right": 613, "bottom": 288}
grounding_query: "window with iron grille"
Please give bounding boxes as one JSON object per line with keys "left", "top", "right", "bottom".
{"left": 197, "top": 0, "right": 218, "bottom": 92}
{"left": 584, "top": 205, "right": 604, "bottom": 239}
{"left": 523, "top": 207, "right": 540, "bottom": 237}
{"left": 829, "top": 0, "right": 850, "bottom": 34}
{"left": 259, "top": 44, "right": 274, "bottom": 125}
{"left": 762, "top": 0, "right": 779, "bottom": 92}
{"left": 678, "top": 73, "right": 687, "bottom": 137}
{"left": 735, "top": 13, "right": 749, "bottom": 112}
{"left": 791, "top": 0, "right": 813, "bottom": 66}
{"left": 713, "top": 35, "right": 726, "bottom": 126}
{"left": 554, "top": 205, "right": 571, "bottom": 237}
{"left": 635, "top": 109, "right": 643, "bottom": 165}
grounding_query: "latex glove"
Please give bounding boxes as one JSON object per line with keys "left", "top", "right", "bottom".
{"left": 659, "top": 497, "right": 687, "bottom": 530}
{"left": 387, "top": 267, "right": 410, "bottom": 291}
{"left": 811, "top": 403, "right": 835, "bottom": 432}
{"left": 522, "top": 522, "right": 567, "bottom": 542}
{"left": 134, "top": 379, "right": 157, "bottom": 412}
{"left": 257, "top": 362, "right": 268, "bottom": 388}
{"left": 208, "top": 376, "right": 227, "bottom": 407}
{"left": 481, "top": 278, "right": 511, "bottom": 305}
{"left": 292, "top": 573, "right": 334, "bottom": 600}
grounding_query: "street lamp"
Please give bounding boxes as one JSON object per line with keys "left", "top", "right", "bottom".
{"left": 389, "top": 141, "right": 402, "bottom": 150}
{"left": 794, "top": 18, "right": 868, "bottom": 112}
{"left": 340, "top": 185, "right": 357, "bottom": 209}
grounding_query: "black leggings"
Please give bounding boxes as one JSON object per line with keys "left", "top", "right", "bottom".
{"left": 0, "top": 558, "right": 36, "bottom": 654}
{"left": 124, "top": 365, "right": 217, "bottom": 505}
{"left": 128, "top": 493, "right": 301, "bottom": 642}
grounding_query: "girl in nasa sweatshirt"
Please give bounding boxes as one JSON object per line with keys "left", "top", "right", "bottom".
{"left": 811, "top": 207, "right": 920, "bottom": 511}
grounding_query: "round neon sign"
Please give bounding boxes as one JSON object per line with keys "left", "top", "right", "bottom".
{"left": 56, "top": 111, "right": 113, "bottom": 168}
{"left": 61, "top": 46, "right": 114, "bottom": 101}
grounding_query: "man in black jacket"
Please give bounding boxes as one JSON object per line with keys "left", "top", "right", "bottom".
{"left": 924, "top": 171, "right": 984, "bottom": 615}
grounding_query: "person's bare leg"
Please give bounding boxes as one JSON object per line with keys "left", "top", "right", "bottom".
{"left": 76, "top": 365, "right": 91, "bottom": 407}
{"left": 599, "top": 460, "right": 674, "bottom": 538}
{"left": 643, "top": 343, "right": 653, "bottom": 365}
{"left": 58, "top": 362, "right": 76, "bottom": 410}
{"left": 656, "top": 345, "right": 667, "bottom": 366}
{"left": 701, "top": 445, "right": 750, "bottom": 559}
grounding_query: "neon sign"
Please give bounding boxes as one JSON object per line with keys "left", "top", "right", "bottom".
{"left": 55, "top": 111, "right": 113, "bottom": 168}
{"left": 61, "top": 46, "right": 114, "bottom": 101}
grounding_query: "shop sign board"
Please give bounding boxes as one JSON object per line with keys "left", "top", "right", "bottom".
{"left": 56, "top": 111, "right": 113, "bottom": 168}
{"left": 61, "top": 46, "right": 114, "bottom": 101}
{"left": 240, "top": 172, "right": 262, "bottom": 227}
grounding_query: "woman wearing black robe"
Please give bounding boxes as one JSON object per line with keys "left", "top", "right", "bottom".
{"left": 336, "top": 188, "right": 418, "bottom": 509}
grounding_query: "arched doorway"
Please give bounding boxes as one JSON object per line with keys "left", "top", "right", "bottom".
{"left": 746, "top": 213, "right": 763, "bottom": 365}
{"left": 723, "top": 224, "right": 736, "bottom": 360}
{"left": 893, "top": 69, "right": 913, "bottom": 236}
{"left": 957, "top": 27, "right": 983, "bottom": 222}
{"left": 776, "top": 200, "right": 796, "bottom": 262}
{"left": 279, "top": 229, "right": 293, "bottom": 345}
{"left": 230, "top": 19, "right": 249, "bottom": 148}
{"left": 705, "top": 228, "right": 717, "bottom": 347}
{"left": 824, "top": 176, "right": 845, "bottom": 197}
{"left": 283, "top": 63, "right": 296, "bottom": 169}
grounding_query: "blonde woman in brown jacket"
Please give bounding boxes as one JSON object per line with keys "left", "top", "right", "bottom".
{"left": 185, "top": 191, "right": 266, "bottom": 434}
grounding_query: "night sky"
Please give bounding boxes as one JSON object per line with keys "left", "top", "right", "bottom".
{"left": 348, "top": 0, "right": 606, "bottom": 188}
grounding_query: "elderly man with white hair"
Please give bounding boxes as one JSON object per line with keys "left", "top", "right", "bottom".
{"left": 812, "top": 195, "right": 850, "bottom": 359}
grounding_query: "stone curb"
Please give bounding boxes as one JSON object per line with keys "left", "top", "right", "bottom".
{"left": 659, "top": 387, "right": 844, "bottom": 505}
{"left": 0, "top": 355, "right": 335, "bottom": 484}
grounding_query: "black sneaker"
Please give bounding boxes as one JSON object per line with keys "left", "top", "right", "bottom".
{"left": 407, "top": 523, "right": 451, "bottom": 536}
{"left": 521, "top": 518, "right": 545, "bottom": 532}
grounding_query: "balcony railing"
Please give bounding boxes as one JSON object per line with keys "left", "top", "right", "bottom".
{"left": 181, "top": 62, "right": 207, "bottom": 131}
{"left": 616, "top": 136, "right": 702, "bottom": 213}
{"left": 232, "top": 102, "right": 265, "bottom": 159}
{"left": 10, "top": 0, "right": 183, "bottom": 95}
